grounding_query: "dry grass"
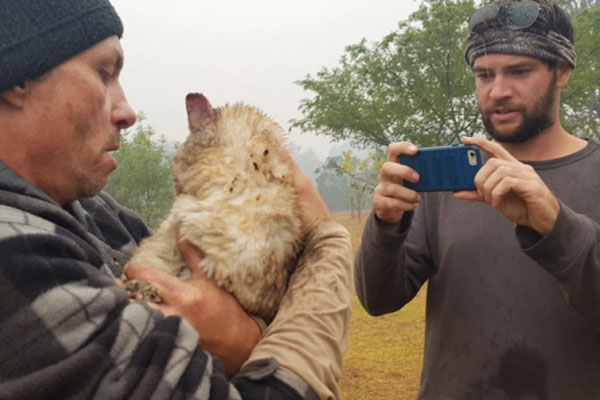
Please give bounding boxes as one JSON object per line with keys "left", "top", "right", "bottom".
{"left": 333, "top": 211, "right": 426, "bottom": 400}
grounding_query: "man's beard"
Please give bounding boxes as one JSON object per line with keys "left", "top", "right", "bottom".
{"left": 480, "top": 71, "right": 557, "bottom": 144}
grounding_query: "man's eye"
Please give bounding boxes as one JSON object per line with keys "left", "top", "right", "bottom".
{"left": 99, "top": 69, "right": 113, "bottom": 84}
{"left": 512, "top": 69, "right": 529, "bottom": 76}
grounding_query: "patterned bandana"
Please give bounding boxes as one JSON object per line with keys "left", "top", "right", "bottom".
{"left": 465, "top": 29, "right": 576, "bottom": 69}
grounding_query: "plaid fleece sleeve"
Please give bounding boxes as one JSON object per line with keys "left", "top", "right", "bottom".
{"left": 0, "top": 204, "right": 316, "bottom": 400}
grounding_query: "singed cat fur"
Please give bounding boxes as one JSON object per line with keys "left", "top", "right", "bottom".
{"left": 129, "top": 93, "right": 304, "bottom": 319}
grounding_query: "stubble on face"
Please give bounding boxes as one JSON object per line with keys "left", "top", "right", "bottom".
{"left": 71, "top": 117, "right": 121, "bottom": 200}
{"left": 480, "top": 70, "right": 558, "bottom": 144}
{"left": 16, "top": 37, "right": 131, "bottom": 205}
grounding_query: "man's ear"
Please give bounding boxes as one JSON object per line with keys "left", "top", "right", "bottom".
{"left": 556, "top": 64, "right": 573, "bottom": 89}
{"left": 0, "top": 83, "right": 27, "bottom": 109}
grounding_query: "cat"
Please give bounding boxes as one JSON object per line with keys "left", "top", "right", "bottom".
{"left": 127, "top": 93, "right": 304, "bottom": 319}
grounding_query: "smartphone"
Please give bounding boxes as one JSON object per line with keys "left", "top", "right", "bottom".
{"left": 398, "top": 145, "right": 482, "bottom": 192}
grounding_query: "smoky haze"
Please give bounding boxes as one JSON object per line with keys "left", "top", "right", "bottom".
{"left": 111, "top": 0, "right": 419, "bottom": 160}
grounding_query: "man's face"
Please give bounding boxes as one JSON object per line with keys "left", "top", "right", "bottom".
{"left": 473, "top": 53, "right": 558, "bottom": 143}
{"left": 23, "top": 36, "right": 136, "bottom": 204}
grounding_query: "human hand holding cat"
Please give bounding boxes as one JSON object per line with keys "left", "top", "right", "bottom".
{"left": 125, "top": 236, "right": 260, "bottom": 377}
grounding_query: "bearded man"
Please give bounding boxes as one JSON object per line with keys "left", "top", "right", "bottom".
{"left": 355, "top": 1, "right": 600, "bottom": 398}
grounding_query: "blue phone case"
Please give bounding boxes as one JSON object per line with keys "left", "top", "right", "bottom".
{"left": 398, "top": 145, "right": 482, "bottom": 192}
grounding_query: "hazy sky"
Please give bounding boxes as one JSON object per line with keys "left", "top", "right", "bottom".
{"left": 110, "top": 0, "right": 419, "bottom": 160}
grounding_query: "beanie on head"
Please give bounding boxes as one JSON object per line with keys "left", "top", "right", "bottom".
{"left": 0, "top": 0, "right": 123, "bottom": 93}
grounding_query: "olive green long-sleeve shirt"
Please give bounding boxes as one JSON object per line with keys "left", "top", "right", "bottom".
{"left": 247, "top": 223, "right": 354, "bottom": 400}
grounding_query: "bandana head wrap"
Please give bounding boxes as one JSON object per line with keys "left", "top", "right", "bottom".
{"left": 464, "top": 2, "right": 576, "bottom": 69}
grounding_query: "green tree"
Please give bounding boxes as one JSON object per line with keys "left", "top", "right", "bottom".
{"left": 555, "top": 0, "right": 600, "bottom": 16}
{"left": 341, "top": 151, "right": 381, "bottom": 220}
{"left": 317, "top": 151, "right": 380, "bottom": 218}
{"left": 292, "top": 0, "right": 600, "bottom": 151}
{"left": 105, "top": 113, "right": 175, "bottom": 228}
{"left": 292, "top": 0, "right": 480, "bottom": 150}
{"left": 561, "top": 5, "right": 600, "bottom": 137}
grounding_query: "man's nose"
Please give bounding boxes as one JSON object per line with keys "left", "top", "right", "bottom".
{"left": 488, "top": 76, "right": 514, "bottom": 100}
{"left": 112, "top": 83, "right": 137, "bottom": 130}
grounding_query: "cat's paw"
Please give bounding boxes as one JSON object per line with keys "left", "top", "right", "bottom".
{"left": 123, "top": 278, "right": 163, "bottom": 303}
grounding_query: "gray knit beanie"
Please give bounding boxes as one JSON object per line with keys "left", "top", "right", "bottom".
{"left": 0, "top": 0, "right": 123, "bottom": 93}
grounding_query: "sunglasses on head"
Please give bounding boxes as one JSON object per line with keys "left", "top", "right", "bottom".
{"left": 468, "top": 1, "right": 541, "bottom": 32}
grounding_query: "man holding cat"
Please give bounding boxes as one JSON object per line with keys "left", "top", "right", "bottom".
{"left": 0, "top": 1, "right": 352, "bottom": 399}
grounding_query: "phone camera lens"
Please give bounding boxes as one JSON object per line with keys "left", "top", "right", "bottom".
{"left": 467, "top": 150, "right": 477, "bottom": 166}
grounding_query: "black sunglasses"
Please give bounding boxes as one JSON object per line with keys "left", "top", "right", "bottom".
{"left": 468, "top": 1, "right": 541, "bottom": 32}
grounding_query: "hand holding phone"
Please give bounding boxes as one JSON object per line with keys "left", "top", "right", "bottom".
{"left": 398, "top": 145, "right": 482, "bottom": 192}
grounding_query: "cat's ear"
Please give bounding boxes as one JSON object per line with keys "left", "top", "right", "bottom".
{"left": 186, "top": 93, "right": 216, "bottom": 131}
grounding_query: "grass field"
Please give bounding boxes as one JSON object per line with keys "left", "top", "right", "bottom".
{"left": 332, "top": 211, "right": 426, "bottom": 400}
